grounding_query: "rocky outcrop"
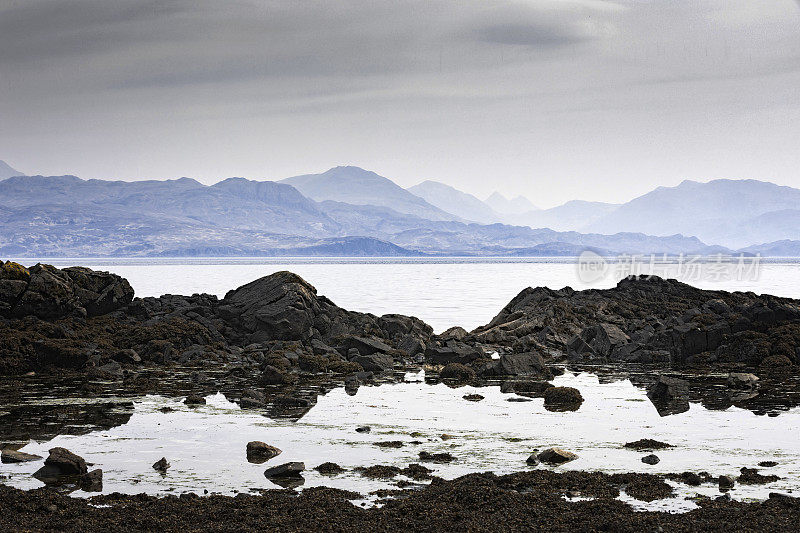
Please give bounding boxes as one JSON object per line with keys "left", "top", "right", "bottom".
{"left": 472, "top": 276, "right": 800, "bottom": 369}
{"left": 0, "top": 262, "right": 133, "bottom": 319}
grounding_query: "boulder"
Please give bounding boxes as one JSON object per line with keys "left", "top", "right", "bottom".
{"left": 397, "top": 335, "right": 426, "bottom": 356}
{"left": 315, "top": 462, "right": 345, "bottom": 475}
{"left": 537, "top": 447, "right": 578, "bottom": 465}
{"left": 568, "top": 324, "right": 629, "bottom": 360}
{"left": 79, "top": 469, "right": 103, "bottom": 492}
{"left": 1, "top": 449, "right": 43, "bottom": 463}
{"left": 439, "top": 363, "right": 475, "bottom": 383}
{"left": 525, "top": 454, "right": 539, "bottom": 466}
{"left": 647, "top": 376, "right": 690, "bottom": 416}
{"left": 246, "top": 441, "right": 282, "bottom": 464}
{"left": 719, "top": 475, "right": 735, "bottom": 490}
{"left": 641, "top": 454, "right": 660, "bottom": 465}
{"left": 264, "top": 462, "right": 305, "bottom": 478}
{"left": 485, "top": 352, "right": 553, "bottom": 379}
{"left": 355, "top": 426, "right": 371, "bottom": 433}
{"left": 44, "top": 447, "right": 87, "bottom": 475}
{"left": 542, "top": 386, "right": 584, "bottom": 412}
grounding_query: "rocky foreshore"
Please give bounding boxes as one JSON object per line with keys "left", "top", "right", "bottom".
{"left": 2, "top": 260, "right": 800, "bottom": 528}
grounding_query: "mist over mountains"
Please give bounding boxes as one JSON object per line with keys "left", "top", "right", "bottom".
{"left": 0, "top": 159, "right": 798, "bottom": 257}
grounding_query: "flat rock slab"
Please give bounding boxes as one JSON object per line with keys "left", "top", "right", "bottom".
{"left": 1, "top": 450, "right": 43, "bottom": 463}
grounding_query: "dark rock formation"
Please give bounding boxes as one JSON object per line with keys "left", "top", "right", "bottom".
{"left": 647, "top": 376, "right": 690, "bottom": 416}
{"left": 152, "top": 458, "right": 170, "bottom": 473}
{"left": 543, "top": 386, "right": 584, "bottom": 412}
{"left": 246, "top": 442, "right": 282, "bottom": 464}
{"left": 471, "top": 276, "right": 800, "bottom": 369}
{"left": 481, "top": 352, "right": 554, "bottom": 379}
{"left": 439, "top": 363, "right": 475, "bottom": 383}
{"left": 79, "top": 469, "right": 103, "bottom": 492}
{"left": 537, "top": 448, "right": 578, "bottom": 465}
{"left": 624, "top": 439, "right": 674, "bottom": 451}
{"left": 1, "top": 449, "right": 42, "bottom": 463}
{"left": 264, "top": 462, "right": 305, "bottom": 478}
{"left": 315, "top": 462, "right": 345, "bottom": 475}
{"left": 43, "top": 447, "right": 87, "bottom": 476}
{"left": 641, "top": 454, "right": 660, "bottom": 465}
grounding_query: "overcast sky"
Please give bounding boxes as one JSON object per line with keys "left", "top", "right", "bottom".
{"left": 1, "top": 0, "right": 799, "bottom": 207}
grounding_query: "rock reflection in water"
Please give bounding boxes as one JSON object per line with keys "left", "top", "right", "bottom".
{"left": 0, "top": 369, "right": 798, "bottom": 505}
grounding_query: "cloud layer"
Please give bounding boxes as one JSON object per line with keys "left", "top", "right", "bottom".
{"left": 1, "top": 0, "right": 799, "bottom": 206}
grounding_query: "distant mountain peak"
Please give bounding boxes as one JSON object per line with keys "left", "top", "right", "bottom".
{"left": 485, "top": 191, "right": 537, "bottom": 214}
{"left": 0, "top": 160, "right": 25, "bottom": 180}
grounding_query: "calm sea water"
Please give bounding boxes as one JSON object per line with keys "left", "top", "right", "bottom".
{"left": 14, "top": 257, "right": 800, "bottom": 333}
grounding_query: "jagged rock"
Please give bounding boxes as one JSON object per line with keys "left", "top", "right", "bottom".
{"left": 246, "top": 442, "right": 282, "bottom": 464}
{"left": 1, "top": 263, "right": 133, "bottom": 320}
{"left": 264, "top": 462, "right": 305, "bottom": 478}
{"left": 153, "top": 457, "right": 170, "bottom": 473}
{"left": 1, "top": 449, "right": 43, "bottom": 463}
{"left": 537, "top": 448, "right": 578, "bottom": 465}
{"left": 398, "top": 335, "right": 426, "bottom": 356}
{"left": 542, "top": 386, "right": 584, "bottom": 412}
{"left": 568, "top": 323, "right": 630, "bottom": 361}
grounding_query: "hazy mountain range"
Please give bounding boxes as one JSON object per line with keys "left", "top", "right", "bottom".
{"left": 0, "top": 160, "right": 24, "bottom": 180}
{"left": 1, "top": 159, "right": 798, "bottom": 257}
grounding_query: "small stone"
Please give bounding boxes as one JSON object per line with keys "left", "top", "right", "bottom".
{"left": 355, "top": 426, "right": 371, "bottom": 433}
{"left": 526, "top": 454, "right": 540, "bottom": 466}
{"left": 758, "top": 461, "right": 778, "bottom": 468}
{"left": 462, "top": 394, "right": 484, "bottom": 402}
{"left": 246, "top": 442, "right": 282, "bottom": 464}
{"left": 641, "top": 454, "right": 660, "bottom": 465}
